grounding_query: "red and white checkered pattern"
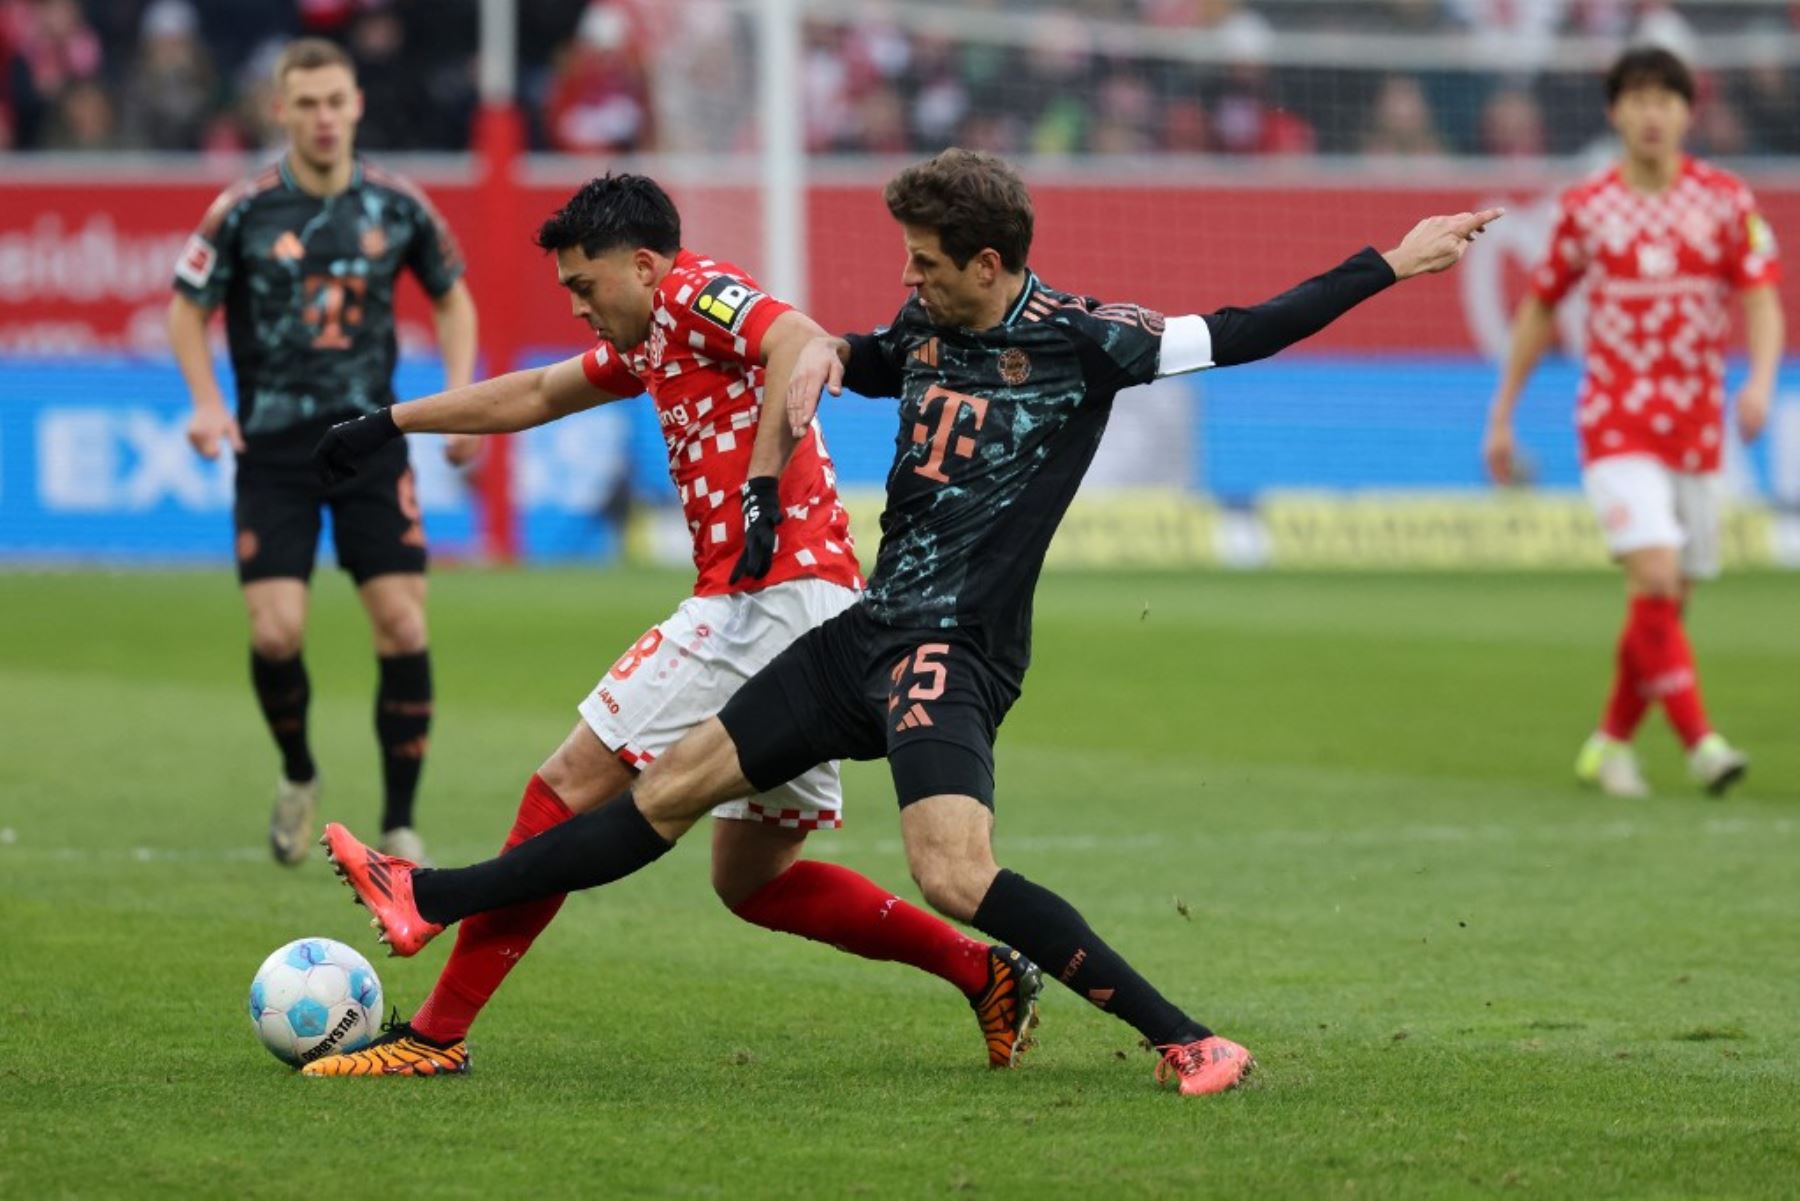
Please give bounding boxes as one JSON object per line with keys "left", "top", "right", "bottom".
{"left": 580, "top": 249, "right": 862, "bottom": 596}
{"left": 744, "top": 802, "right": 843, "bottom": 830}
{"left": 577, "top": 579, "right": 859, "bottom": 829}
{"left": 1532, "top": 157, "right": 1781, "bottom": 473}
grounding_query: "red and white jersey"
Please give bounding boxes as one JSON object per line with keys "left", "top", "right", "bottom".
{"left": 581, "top": 249, "right": 862, "bottom": 596}
{"left": 1531, "top": 157, "right": 1781, "bottom": 472}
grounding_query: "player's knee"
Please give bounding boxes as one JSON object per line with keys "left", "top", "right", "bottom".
{"left": 249, "top": 621, "right": 304, "bottom": 661}
{"left": 633, "top": 756, "right": 722, "bottom": 825}
{"left": 711, "top": 823, "right": 804, "bottom": 909}
{"left": 636, "top": 722, "right": 752, "bottom": 822}
{"left": 910, "top": 858, "right": 986, "bottom": 922}
{"left": 373, "top": 610, "right": 428, "bottom": 656}
{"left": 711, "top": 855, "right": 775, "bottom": 910}
{"left": 1624, "top": 549, "right": 1682, "bottom": 599}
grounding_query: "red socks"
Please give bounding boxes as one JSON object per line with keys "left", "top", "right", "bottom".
{"left": 410, "top": 780, "right": 993, "bottom": 1041}
{"left": 733, "top": 859, "right": 991, "bottom": 997}
{"left": 1602, "top": 595, "right": 1712, "bottom": 749}
{"left": 1600, "top": 617, "right": 1651, "bottom": 740}
{"left": 411, "top": 773, "right": 574, "bottom": 1044}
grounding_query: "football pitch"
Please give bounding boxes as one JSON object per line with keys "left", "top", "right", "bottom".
{"left": 2, "top": 566, "right": 1797, "bottom": 1199}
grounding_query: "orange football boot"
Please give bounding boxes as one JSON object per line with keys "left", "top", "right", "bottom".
{"left": 320, "top": 822, "right": 444, "bottom": 957}
{"left": 971, "top": 946, "right": 1043, "bottom": 1068}
{"left": 301, "top": 1019, "right": 468, "bottom": 1077}
{"left": 1154, "top": 1036, "right": 1256, "bottom": 1096}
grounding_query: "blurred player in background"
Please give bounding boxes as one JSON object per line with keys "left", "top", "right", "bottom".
{"left": 318, "top": 149, "right": 1498, "bottom": 1097}
{"left": 299, "top": 174, "right": 1041, "bottom": 1078}
{"left": 1484, "top": 46, "right": 1783, "bottom": 798}
{"left": 168, "top": 38, "right": 481, "bottom": 865}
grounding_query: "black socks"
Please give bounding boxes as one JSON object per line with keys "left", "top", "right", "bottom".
{"left": 375, "top": 651, "right": 432, "bottom": 832}
{"left": 411, "top": 791, "right": 673, "bottom": 925}
{"left": 972, "top": 869, "right": 1211, "bottom": 1047}
{"left": 251, "top": 651, "right": 315, "bottom": 784}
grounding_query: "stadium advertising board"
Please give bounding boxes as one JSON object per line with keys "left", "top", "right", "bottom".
{"left": 2, "top": 174, "right": 1796, "bottom": 568}
{"left": 5, "top": 175, "right": 1800, "bottom": 354}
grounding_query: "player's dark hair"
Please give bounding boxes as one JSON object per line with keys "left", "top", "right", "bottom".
{"left": 1604, "top": 45, "right": 1695, "bottom": 106}
{"left": 274, "top": 38, "right": 356, "bottom": 85}
{"left": 884, "top": 149, "right": 1034, "bottom": 272}
{"left": 535, "top": 174, "right": 682, "bottom": 259}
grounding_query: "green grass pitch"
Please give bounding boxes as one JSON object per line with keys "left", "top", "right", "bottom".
{"left": 2, "top": 566, "right": 1797, "bottom": 1198}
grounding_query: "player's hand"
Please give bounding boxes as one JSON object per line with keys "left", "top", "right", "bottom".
{"left": 1482, "top": 418, "right": 1517, "bottom": 484}
{"left": 314, "top": 409, "right": 402, "bottom": 485}
{"left": 443, "top": 432, "right": 484, "bottom": 469}
{"left": 729, "top": 475, "right": 782, "bottom": 584}
{"left": 188, "top": 404, "right": 244, "bottom": 460}
{"left": 787, "top": 337, "right": 845, "bottom": 438}
{"left": 1735, "top": 380, "right": 1772, "bottom": 443}
{"left": 1384, "top": 208, "right": 1506, "bottom": 280}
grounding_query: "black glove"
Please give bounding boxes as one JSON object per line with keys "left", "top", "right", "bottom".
{"left": 729, "top": 475, "right": 782, "bottom": 584}
{"left": 314, "top": 408, "right": 401, "bottom": 485}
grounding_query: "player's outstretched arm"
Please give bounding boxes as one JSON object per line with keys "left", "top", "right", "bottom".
{"left": 168, "top": 294, "right": 243, "bottom": 459}
{"left": 1174, "top": 208, "right": 1505, "bottom": 375}
{"left": 1483, "top": 294, "right": 1556, "bottom": 484}
{"left": 1382, "top": 208, "right": 1505, "bottom": 280}
{"left": 313, "top": 355, "right": 615, "bottom": 484}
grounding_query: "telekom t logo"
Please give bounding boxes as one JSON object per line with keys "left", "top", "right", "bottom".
{"left": 911, "top": 385, "right": 989, "bottom": 483}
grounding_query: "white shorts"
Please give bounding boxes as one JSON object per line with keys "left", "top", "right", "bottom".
{"left": 577, "top": 577, "right": 860, "bottom": 828}
{"left": 1581, "top": 454, "right": 1724, "bottom": 580}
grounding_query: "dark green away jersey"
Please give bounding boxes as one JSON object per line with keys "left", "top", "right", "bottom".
{"left": 842, "top": 276, "right": 1169, "bottom": 674}
{"left": 173, "top": 157, "right": 463, "bottom": 440}
{"left": 839, "top": 248, "right": 1396, "bottom": 677}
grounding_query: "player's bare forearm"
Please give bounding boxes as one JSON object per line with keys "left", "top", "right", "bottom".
{"left": 1481, "top": 295, "right": 1554, "bottom": 483}
{"left": 1491, "top": 295, "right": 1557, "bottom": 421}
{"left": 1742, "top": 285, "right": 1784, "bottom": 391}
{"left": 785, "top": 335, "right": 853, "bottom": 437}
{"left": 431, "top": 281, "right": 479, "bottom": 391}
{"left": 168, "top": 295, "right": 227, "bottom": 411}
{"left": 170, "top": 294, "right": 243, "bottom": 457}
{"left": 748, "top": 311, "right": 831, "bottom": 479}
{"left": 393, "top": 356, "right": 608, "bottom": 435}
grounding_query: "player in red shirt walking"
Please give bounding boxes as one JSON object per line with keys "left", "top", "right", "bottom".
{"left": 1484, "top": 47, "right": 1784, "bottom": 797}
{"left": 300, "top": 175, "right": 1040, "bottom": 1075}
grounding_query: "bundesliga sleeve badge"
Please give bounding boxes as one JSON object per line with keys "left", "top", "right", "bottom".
{"left": 175, "top": 234, "right": 218, "bottom": 288}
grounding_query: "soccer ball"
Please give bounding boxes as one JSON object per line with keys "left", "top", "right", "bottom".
{"left": 248, "top": 937, "right": 383, "bottom": 1068}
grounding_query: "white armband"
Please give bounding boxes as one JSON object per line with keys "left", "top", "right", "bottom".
{"left": 1155, "top": 314, "right": 1214, "bottom": 378}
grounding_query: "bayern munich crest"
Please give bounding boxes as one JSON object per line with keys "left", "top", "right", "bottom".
{"left": 997, "top": 347, "right": 1032, "bottom": 385}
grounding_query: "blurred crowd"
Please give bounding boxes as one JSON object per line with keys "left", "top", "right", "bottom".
{"left": 2, "top": 0, "right": 1798, "bottom": 157}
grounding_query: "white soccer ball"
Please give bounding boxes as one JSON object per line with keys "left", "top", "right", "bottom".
{"left": 247, "top": 937, "right": 383, "bottom": 1068}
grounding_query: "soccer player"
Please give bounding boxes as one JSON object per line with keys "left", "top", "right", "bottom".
{"left": 167, "top": 39, "right": 478, "bottom": 867}
{"left": 1483, "top": 47, "right": 1782, "bottom": 798}
{"left": 298, "top": 174, "right": 1042, "bottom": 1077}
{"left": 321, "top": 149, "right": 1497, "bottom": 1095}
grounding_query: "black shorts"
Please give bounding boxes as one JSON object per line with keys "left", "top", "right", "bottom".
{"left": 234, "top": 432, "right": 426, "bottom": 585}
{"left": 717, "top": 603, "right": 1022, "bottom": 809}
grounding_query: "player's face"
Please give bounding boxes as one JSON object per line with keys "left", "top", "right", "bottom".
{"left": 555, "top": 245, "right": 657, "bottom": 350}
{"left": 277, "top": 65, "right": 362, "bottom": 172}
{"left": 1608, "top": 84, "right": 1690, "bottom": 163}
{"left": 899, "top": 224, "right": 992, "bottom": 328}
